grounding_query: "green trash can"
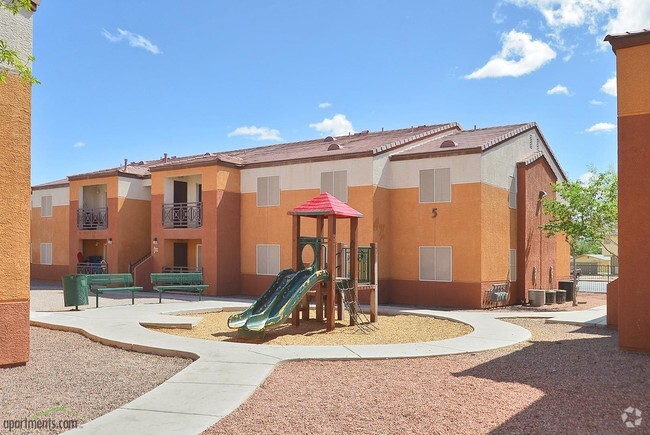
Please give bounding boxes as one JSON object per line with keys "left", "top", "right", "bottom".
{"left": 62, "top": 275, "right": 89, "bottom": 310}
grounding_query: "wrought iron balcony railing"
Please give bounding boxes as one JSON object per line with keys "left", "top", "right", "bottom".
{"left": 77, "top": 208, "right": 108, "bottom": 230}
{"left": 162, "top": 202, "right": 202, "bottom": 229}
{"left": 77, "top": 262, "right": 107, "bottom": 274}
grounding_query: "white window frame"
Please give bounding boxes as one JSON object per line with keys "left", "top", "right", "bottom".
{"left": 41, "top": 195, "right": 53, "bottom": 217}
{"left": 320, "top": 170, "right": 348, "bottom": 202}
{"left": 256, "top": 176, "right": 280, "bottom": 207}
{"left": 509, "top": 249, "right": 517, "bottom": 282}
{"left": 40, "top": 243, "right": 53, "bottom": 265}
{"left": 509, "top": 172, "right": 517, "bottom": 209}
{"left": 419, "top": 246, "right": 452, "bottom": 282}
{"left": 256, "top": 244, "right": 281, "bottom": 276}
{"left": 419, "top": 168, "right": 451, "bottom": 203}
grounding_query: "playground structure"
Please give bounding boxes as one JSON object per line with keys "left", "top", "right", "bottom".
{"left": 228, "top": 193, "right": 378, "bottom": 338}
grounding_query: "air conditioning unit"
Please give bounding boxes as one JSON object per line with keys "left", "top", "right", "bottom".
{"left": 528, "top": 289, "right": 545, "bottom": 307}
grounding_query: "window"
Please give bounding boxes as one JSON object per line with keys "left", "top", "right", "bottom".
{"left": 256, "top": 244, "right": 280, "bottom": 275}
{"left": 321, "top": 171, "right": 348, "bottom": 202}
{"left": 40, "top": 243, "right": 52, "bottom": 265}
{"left": 256, "top": 176, "right": 280, "bottom": 207}
{"left": 509, "top": 172, "right": 517, "bottom": 209}
{"left": 509, "top": 249, "right": 517, "bottom": 282}
{"left": 419, "top": 246, "right": 452, "bottom": 281}
{"left": 41, "top": 195, "right": 53, "bottom": 217}
{"left": 419, "top": 168, "right": 451, "bottom": 203}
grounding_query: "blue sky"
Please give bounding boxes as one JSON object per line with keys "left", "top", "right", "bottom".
{"left": 31, "top": 0, "right": 647, "bottom": 185}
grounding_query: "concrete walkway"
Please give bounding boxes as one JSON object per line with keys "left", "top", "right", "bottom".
{"left": 29, "top": 301, "right": 607, "bottom": 434}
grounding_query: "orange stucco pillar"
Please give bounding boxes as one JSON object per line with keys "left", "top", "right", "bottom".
{"left": 607, "top": 32, "right": 650, "bottom": 352}
{"left": 0, "top": 76, "right": 32, "bottom": 366}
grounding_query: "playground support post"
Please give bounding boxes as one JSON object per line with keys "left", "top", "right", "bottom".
{"left": 327, "top": 215, "right": 337, "bottom": 331}
{"left": 349, "top": 217, "right": 359, "bottom": 326}
{"left": 315, "top": 216, "right": 324, "bottom": 322}
{"left": 291, "top": 215, "right": 301, "bottom": 327}
{"left": 370, "top": 242, "right": 378, "bottom": 322}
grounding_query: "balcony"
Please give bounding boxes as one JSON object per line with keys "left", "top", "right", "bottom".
{"left": 162, "top": 202, "right": 202, "bottom": 229}
{"left": 77, "top": 208, "right": 108, "bottom": 230}
{"left": 77, "top": 262, "right": 107, "bottom": 274}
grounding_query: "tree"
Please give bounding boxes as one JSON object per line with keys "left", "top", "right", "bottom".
{"left": 574, "top": 237, "right": 603, "bottom": 256}
{"left": 0, "top": 0, "right": 38, "bottom": 84}
{"left": 541, "top": 167, "right": 618, "bottom": 306}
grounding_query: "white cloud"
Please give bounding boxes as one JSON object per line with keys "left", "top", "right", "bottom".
{"left": 309, "top": 114, "right": 355, "bottom": 137}
{"left": 547, "top": 84, "right": 571, "bottom": 95}
{"left": 101, "top": 28, "right": 161, "bottom": 54}
{"left": 589, "top": 99, "right": 605, "bottom": 105}
{"left": 73, "top": 141, "right": 85, "bottom": 148}
{"left": 318, "top": 102, "right": 332, "bottom": 109}
{"left": 579, "top": 171, "right": 595, "bottom": 183}
{"left": 586, "top": 122, "right": 616, "bottom": 132}
{"left": 506, "top": 1, "right": 650, "bottom": 40}
{"left": 601, "top": 75, "right": 617, "bottom": 96}
{"left": 605, "top": 0, "right": 650, "bottom": 34}
{"left": 227, "top": 126, "right": 282, "bottom": 141}
{"left": 465, "top": 30, "right": 556, "bottom": 79}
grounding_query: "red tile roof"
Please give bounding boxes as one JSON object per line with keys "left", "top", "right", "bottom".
{"left": 288, "top": 192, "right": 363, "bottom": 218}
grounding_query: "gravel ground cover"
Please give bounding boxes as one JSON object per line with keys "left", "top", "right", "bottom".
{"left": 151, "top": 310, "right": 472, "bottom": 345}
{"left": 0, "top": 327, "right": 191, "bottom": 435}
{"left": 492, "top": 291, "right": 606, "bottom": 312}
{"left": 206, "top": 319, "right": 650, "bottom": 435}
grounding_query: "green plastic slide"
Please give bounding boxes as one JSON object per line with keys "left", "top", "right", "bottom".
{"left": 230, "top": 265, "right": 330, "bottom": 339}
{"left": 227, "top": 268, "right": 296, "bottom": 329}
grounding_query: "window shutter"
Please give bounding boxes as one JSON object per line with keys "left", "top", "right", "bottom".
{"left": 419, "top": 247, "right": 435, "bottom": 281}
{"left": 434, "top": 168, "right": 451, "bottom": 202}
{"left": 41, "top": 196, "right": 52, "bottom": 217}
{"left": 257, "top": 177, "right": 268, "bottom": 207}
{"left": 268, "top": 176, "right": 280, "bottom": 206}
{"left": 256, "top": 245, "right": 266, "bottom": 274}
{"left": 435, "top": 246, "right": 452, "bottom": 281}
{"left": 321, "top": 172, "right": 334, "bottom": 196}
{"left": 40, "top": 243, "right": 52, "bottom": 265}
{"left": 333, "top": 171, "right": 348, "bottom": 202}
{"left": 419, "top": 170, "right": 435, "bottom": 203}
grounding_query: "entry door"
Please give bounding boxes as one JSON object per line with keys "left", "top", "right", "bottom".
{"left": 196, "top": 244, "right": 203, "bottom": 272}
{"left": 173, "top": 181, "right": 188, "bottom": 227}
{"left": 174, "top": 242, "right": 188, "bottom": 270}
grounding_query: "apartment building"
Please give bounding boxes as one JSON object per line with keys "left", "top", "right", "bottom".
{"left": 30, "top": 121, "right": 570, "bottom": 308}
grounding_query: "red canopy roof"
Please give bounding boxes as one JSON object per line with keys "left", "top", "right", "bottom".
{"left": 288, "top": 192, "right": 364, "bottom": 218}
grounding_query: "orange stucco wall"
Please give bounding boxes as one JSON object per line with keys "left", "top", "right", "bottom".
{"left": 33, "top": 204, "right": 70, "bottom": 264}
{"left": 68, "top": 177, "right": 153, "bottom": 275}
{"left": 150, "top": 165, "right": 241, "bottom": 296}
{"left": 515, "top": 158, "right": 566, "bottom": 303}
{"left": 116, "top": 197, "right": 151, "bottom": 272}
{"left": 614, "top": 41, "right": 650, "bottom": 352}
{"left": 0, "top": 73, "right": 31, "bottom": 366}
{"left": 383, "top": 183, "right": 483, "bottom": 307}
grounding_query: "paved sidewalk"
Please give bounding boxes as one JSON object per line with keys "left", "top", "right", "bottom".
{"left": 29, "top": 301, "right": 606, "bottom": 434}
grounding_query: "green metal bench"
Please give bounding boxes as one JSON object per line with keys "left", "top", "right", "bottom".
{"left": 150, "top": 272, "right": 208, "bottom": 303}
{"left": 85, "top": 273, "right": 144, "bottom": 308}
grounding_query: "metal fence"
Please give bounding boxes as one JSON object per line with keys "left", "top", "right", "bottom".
{"left": 575, "top": 263, "right": 617, "bottom": 293}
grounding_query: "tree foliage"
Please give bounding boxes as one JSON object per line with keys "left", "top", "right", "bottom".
{"left": 541, "top": 167, "right": 618, "bottom": 305}
{"left": 574, "top": 237, "right": 603, "bottom": 256}
{"left": 0, "top": 0, "right": 38, "bottom": 85}
{"left": 541, "top": 167, "right": 618, "bottom": 250}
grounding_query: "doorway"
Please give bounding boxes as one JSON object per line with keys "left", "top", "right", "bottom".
{"left": 174, "top": 242, "right": 188, "bottom": 270}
